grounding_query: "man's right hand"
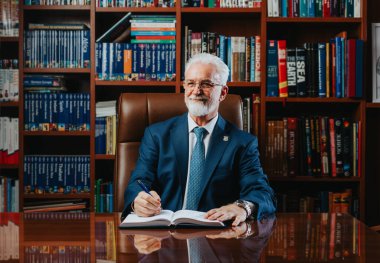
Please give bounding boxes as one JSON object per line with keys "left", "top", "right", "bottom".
{"left": 133, "top": 191, "right": 161, "bottom": 217}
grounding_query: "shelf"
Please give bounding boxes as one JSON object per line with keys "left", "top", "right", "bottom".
{"left": 270, "top": 176, "right": 361, "bottom": 182}
{"left": 265, "top": 97, "right": 362, "bottom": 103}
{"left": 24, "top": 193, "right": 91, "bottom": 199}
{"left": 95, "top": 154, "right": 115, "bottom": 160}
{"left": 367, "top": 102, "right": 380, "bottom": 108}
{"left": 0, "top": 101, "right": 19, "bottom": 107}
{"left": 266, "top": 17, "right": 362, "bottom": 23}
{"left": 181, "top": 7, "right": 261, "bottom": 13}
{"left": 23, "top": 68, "right": 91, "bottom": 74}
{"left": 23, "top": 241, "right": 91, "bottom": 246}
{"left": 96, "top": 7, "right": 176, "bottom": 12}
{"left": 23, "top": 131, "right": 91, "bottom": 136}
{"left": 0, "top": 36, "right": 18, "bottom": 42}
{"left": 0, "top": 164, "right": 19, "bottom": 169}
{"left": 227, "top": 81, "right": 260, "bottom": 87}
{"left": 95, "top": 80, "right": 176, "bottom": 86}
{"left": 23, "top": 5, "right": 91, "bottom": 11}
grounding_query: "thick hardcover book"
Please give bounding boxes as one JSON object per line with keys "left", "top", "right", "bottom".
{"left": 277, "top": 40, "right": 288, "bottom": 97}
{"left": 317, "top": 43, "right": 327, "bottom": 97}
{"left": 287, "top": 117, "right": 298, "bottom": 176}
{"left": 335, "top": 118, "right": 344, "bottom": 176}
{"left": 296, "top": 47, "right": 307, "bottom": 97}
{"left": 286, "top": 48, "right": 297, "bottom": 97}
{"left": 342, "top": 119, "right": 352, "bottom": 177}
{"left": 119, "top": 210, "right": 225, "bottom": 228}
{"left": 266, "top": 40, "right": 279, "bottom": 97}
{"left": 355, "top": 39, "right": 363, "bottom": 98}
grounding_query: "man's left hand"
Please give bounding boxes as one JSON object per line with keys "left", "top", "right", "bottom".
{"left": 205, "top": 204, "right": 247, "bottom": 226}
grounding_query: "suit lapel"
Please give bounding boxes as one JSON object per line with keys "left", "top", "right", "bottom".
{"left": 170, "top": 114, "right": 189, "bottom": 199}
{"left": 198, "top": 116, "right": 230, "bottom": 201}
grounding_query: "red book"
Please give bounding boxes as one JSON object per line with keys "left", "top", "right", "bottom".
{"left": 288, "top": 0, "right": 294, "bottom": 18}
{"left": 277, "top": 40, "right": 288, "bottom": 97}
{"left": 347, "top": 39, "right": 356, "bottom": 97}
{"left": 323, "top": 0, "right": 331, "bottom": 17}
{"left": 329, "top": 118, "right": 337, "bottom": 177}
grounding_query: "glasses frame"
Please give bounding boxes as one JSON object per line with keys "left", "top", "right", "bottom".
{"left": 183, "top": 79, "right": 225, "bottom": 91}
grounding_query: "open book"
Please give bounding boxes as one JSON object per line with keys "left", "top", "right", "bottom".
{"left": 119, "top": 210, "right": 225, "bottom": 228}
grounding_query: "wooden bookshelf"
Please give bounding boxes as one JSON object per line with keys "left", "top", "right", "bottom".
{"left": 367, "top": 102, "right": 380, "bottom": 108}
{"left": 0, "top": 101, "right": 19, "bottom": 107}
{"left": 12, "top": 0, "right": 370, "bottom": 221}
{"left": 0, "top": 164, "right": 19, "bottom": 169}
{"left": 0, "top": 37, "right": 19, "bottom": 42}
{"left": 24, "top": 193, "right": 91, "bottom": 199}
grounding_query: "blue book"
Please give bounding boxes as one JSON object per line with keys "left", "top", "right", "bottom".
{"left": 335, "top": 37, "right": 342, "bottom": 98}
{"left": 131, "top": 31, "right": 176, "bottom": 36}
{"left": 266, "top": 40, "right": 279, "bottom": 97}
{"left": 300, "top": 0, "right": 308, "bottom": 17}
{"left": 355, "top": 39, "right": 363, "bottom": 98}
{"left": 219, "top": 35, "right": 226, "bottom": 64}
{"left": 317, "top": 43, "right": 327, "bottom": 97}
{"left": 281, "top": 0, "right": 288, "bottom": 17}
{"left": 346, "top": 0, "right": 354, "bottom": 17}
{"left": 226, "top": 37, "right": 232, "bottom": 82}
{"left": 308, "top": 0, "right": 316, "bottom": 17}
{"left": 250, "top": 36, "right": 256, "bottom": 82}
{"left": 82, "top": 30, "right": 90, "bottom": 68}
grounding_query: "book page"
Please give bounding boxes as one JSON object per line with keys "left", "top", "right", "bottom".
{"left": 120, "top": 210, "right": 174, "bottom": 228}
{"left": 172, "top": 210, "right": 224, "bottom": 227}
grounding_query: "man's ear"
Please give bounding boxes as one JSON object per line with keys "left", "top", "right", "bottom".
{"left": 219, "top": 86, "right": 229, "bottom": 102}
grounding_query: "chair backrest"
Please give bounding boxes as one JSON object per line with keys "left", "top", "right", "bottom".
{"left": 115, "top": 93, "right": 243, "bottom": 212}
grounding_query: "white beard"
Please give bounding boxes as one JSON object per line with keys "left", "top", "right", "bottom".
{"left": 185, "top": 90, "right": 220, "bottom": 117}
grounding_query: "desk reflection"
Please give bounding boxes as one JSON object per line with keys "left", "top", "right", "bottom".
{"left": 119, "top": 217, "right": 275, "bottom": 262}
{"left": 1, "top": 213, "right": 380, "bottom": 262}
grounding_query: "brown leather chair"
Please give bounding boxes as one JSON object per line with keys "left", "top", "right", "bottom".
{"left": 115, "top": 93, "right": 243, "bottom": 212}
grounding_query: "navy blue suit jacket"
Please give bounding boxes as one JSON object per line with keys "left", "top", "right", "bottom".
{"left": 122, "top": 113, "right": 276, "bottom": 220}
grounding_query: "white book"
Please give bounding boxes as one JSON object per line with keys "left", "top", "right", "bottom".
{"left": 354, "top": 0, "right": 361, "bottom": 18}
{"left": 272, "top": 0, "right": 280, "bottom": 17}
{"left": 267, "top": 0, "right": 273, "bottom": 17}
{"left": 119, "top": 209, "right": 225, "bottom": 228}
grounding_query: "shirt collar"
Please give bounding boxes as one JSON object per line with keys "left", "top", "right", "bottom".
{"left": 187, "top": 113, "right": 219, "bottom": 135}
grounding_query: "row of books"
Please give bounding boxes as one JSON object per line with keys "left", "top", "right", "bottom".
{"left": 23, "top": 211, "right": 90, "bottom": 220}
{"left": 95, "top": 179, "right": 114, "bottom": 213}
{"left": 25, "top": 0, "right": 90, "bottom": 5}
{"left": 95, "top": 42, "right": 176, "bottom": 81}
{"left": 24, "top": 74, "right": 67, "bottom": 93}
{"left": 24, "top": 199, "right": 88, "bottom": 212}
{"left": 24, "top": 24, "right": 90, "bottom": 69}
{"left": 24, "top": 93, "right": 90, "bottom": 132}
{"left": 23, "top": 155, "right": 90, "bottom": 194}
{"left": 276, "top": 189, "right": 358, "bottom": 214}
{"left": 95, "top": 219, "right": 116, "bottom": 261}
{"left": 95, "top": 100, "right": 117, "bottom": 155}
{"left": 97, "top": 0, "right": 176, "bottom": 7}
{"left": 267, "top": 213, "right": 360, "bottom": 261}
{"left": 0, "top": 0, "right": 19, "bottom": 37}
{"left": 130, "top": 15, "right": 176, "bottom": 44}
{"left": 264, "top": 117, "right": 361, "bottom": 177}
{"left": 267, "top": 0, "right": 361, "bottom": 18}
{"left": 266, "top": 38, "right": 363, "bottom": 98}
{"left": 183, "top": 28, "right": 261, "bottom": 82}
{"left": 24, "top": 245, "right": 90, "bottom": 262}
{"left": 0, "top": 213, "right": 19, "bottom": 261}
{"left": 0, "top": 117, "right": 19, "bottom": 165}
{"left": 0, "top": 177, "right": 19, "bottom": 212}
{"left": 182, "top": 0, "right": 262, "bottom": 7}
{"left": 0, "top": 59, "right": 19, "bottom": 102}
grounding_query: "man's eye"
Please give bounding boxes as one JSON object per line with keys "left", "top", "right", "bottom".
{"left": 201, "top": 82, "right": 213, "bottom": 88}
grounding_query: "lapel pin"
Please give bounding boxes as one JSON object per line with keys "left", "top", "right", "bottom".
{"left": 223, "top": 136, "right": 229, "bottom": 141}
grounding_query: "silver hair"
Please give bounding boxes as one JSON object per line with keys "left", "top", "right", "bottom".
{"left": 185, "top": 53, "right": 230, "bottom": 86}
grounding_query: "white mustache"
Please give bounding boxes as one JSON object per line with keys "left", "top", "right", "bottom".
{"left": 188, "top": 95, "right": 209, "bottom": 101}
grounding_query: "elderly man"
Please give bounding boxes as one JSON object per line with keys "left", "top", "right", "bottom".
{"left": 122, "top": 53, "right": 276, "bottom": 225}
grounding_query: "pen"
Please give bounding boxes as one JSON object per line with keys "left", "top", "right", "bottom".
{"left": 137, "top": 180, "right": 153, "bottom": 197}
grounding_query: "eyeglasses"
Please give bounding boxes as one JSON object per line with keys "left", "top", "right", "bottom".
{"left": 183, "top": 79, "right": 224, "bottom": 91}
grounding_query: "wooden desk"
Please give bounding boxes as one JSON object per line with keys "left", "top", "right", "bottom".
{"left": 1, "top": 213, "right": 379, "bottom": 262}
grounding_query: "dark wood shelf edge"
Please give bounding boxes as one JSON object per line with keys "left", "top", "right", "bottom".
{"left": 367, "top": 102, "right": 380, "bottom": 108}
{"left": 23, "top": 68, "right": 91, "bottom": 73}
{"left": 0, "top": 101, "right": 19, "bottom": 107}
{"left": 95, "top": 80, "right": 176, "bottom": 86}
{"left": 266, "top": 17, "right": 362, "bottom": 23}
{"left": 95, "top": 154, "right": 115, "bottom": 160}
{"left": 96, "top": 7, "right": 176, "bottom": 12}
{"left": 0, "top": 36, "right": 19, "bottom": 42}
{"left": 24, "top": 194, "right": 91, "bottom": 199}
{"left": 0, "top": 164, "right": 19, "bottom": 169}
{"left": 265, "top": 97, "right": 363, "bottom": 103}
{"left": 181, "top": 7, "right": 261, "bottom": 13}
{"left": 23, "top": 131, "right": 91, "bottom": 136}
{"left": 269, "top": 176, "right": 361, "bottom": 182}
{"left": 23, "top": 5, "right": 91, "bottom": 11}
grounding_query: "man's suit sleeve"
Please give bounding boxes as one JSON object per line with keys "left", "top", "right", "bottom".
{"left": 238, "top": 136, "right": 276, "bottom": 219}
{"left": 122, "top": 127, "right": 158, "bottom": 218}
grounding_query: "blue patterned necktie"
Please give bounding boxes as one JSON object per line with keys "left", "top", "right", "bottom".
{"left": 185, "top": 127, "right": 207, "bottom": 210}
